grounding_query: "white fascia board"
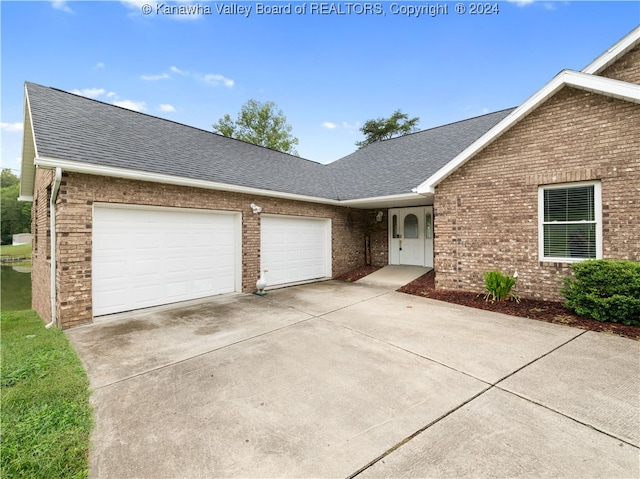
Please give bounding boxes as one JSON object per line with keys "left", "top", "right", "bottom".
{"left": 416, "top": 70, "right": 640, "bottom": 195}
{"left": 565, "top": 70, "right": 640, "bottom": 103}
{"left": 582, "top": 26, "right": 640, "bottom": 75}
{"left": 19, "top": 87, "right": 38, "bottom": 199}
{"left": 33, "top": 156, "right": 343, "bottom": 206}
{"left": 339, "top": 192, "right": 430, "bottom": 208}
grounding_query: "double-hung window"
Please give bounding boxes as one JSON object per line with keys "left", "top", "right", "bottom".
{"left": 538, "top": 181, "right": 602, "bottom": 262}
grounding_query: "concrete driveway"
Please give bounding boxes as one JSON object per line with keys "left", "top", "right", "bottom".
{"left": 66, "top": 280, "right": 640, "bottom": 478}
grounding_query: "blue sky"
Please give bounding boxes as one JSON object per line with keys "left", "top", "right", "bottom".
{"left": 1, "top": 1, "right": 638, "bottom": 175}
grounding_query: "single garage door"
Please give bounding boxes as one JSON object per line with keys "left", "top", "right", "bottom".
{"left": 260, "top": 215, "right": 331, "bottom": 287}
{"left": 93, "top": 205, "right": 240, "bottom": 316}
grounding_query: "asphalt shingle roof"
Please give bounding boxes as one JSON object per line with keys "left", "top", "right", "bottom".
{"left": 326, "top": 108, "right": 515, "bottom": 200}
{"left": 25, "top": 82, "right": 515, "bottom": 201}
{"left": 26, "top": 82, "right": 338, "bottom": 199}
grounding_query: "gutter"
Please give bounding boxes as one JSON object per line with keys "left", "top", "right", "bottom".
{"left": 46, "top": 167, "right": 62, "bottom": 329}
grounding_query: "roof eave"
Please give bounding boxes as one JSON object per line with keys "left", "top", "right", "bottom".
{"left": 582, "top": 25, "right": 640, "bottom": 75}
{"left": 32, "top": 156, "right": 343, "bottom": 206}
{"left": 340, "top": 192, "right": 432, "bottom": 209}
{"left": 416, "top": 70, "right": 640, "bottom": 195}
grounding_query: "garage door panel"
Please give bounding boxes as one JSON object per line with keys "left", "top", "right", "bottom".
{"left": 261, "top": 216, "right": 331, "bottom": 287}
{"left": 93, "top": 206, "right": 239, "bottom": 316}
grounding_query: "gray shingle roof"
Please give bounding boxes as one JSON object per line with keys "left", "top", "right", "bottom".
{"left": 25, "top": 82, "right": 514, "bottom": 201}
{"left": 26, "top": 82, "right": 338, "bottom": 199}
{"left": 326, "top": 108, "right": 515, "bottom": 200}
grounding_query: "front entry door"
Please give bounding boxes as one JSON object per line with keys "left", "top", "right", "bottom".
{"left": 389, "top": 207, "right": 434, "bottom": 267}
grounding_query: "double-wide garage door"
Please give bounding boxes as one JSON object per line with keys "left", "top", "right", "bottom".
{"left": 260, "top": 215, "right": 331, "bottom": 287}
{"left": 93, "top": 205, "right": 240, "bottom": 316}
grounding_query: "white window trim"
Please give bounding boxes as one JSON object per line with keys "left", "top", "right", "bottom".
{"left": 538, "top": 181, "right": 602, "bottom": 263}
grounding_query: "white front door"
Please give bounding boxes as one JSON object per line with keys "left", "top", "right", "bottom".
{"left": 389, "top": 207, "right": 434, "bottom": 267}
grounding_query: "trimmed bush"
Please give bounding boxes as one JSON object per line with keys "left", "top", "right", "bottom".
{"left": 562, "top": 260, "right": 640, "bottom": 326}
{"left": 483, "top": 270, "right": 520, "bottom": 303}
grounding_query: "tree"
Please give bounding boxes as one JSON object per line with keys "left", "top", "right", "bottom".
{"left": 356, "top": 109, "right": 419, "bottom": 149}
{"left": 213, "top": 99, "right": 299, "bottom": 155}
{"left": 1, "top": 168, "right": 19, "bottom": 188}
{"left": 0, "top": 170, "right": 31, "bottom": 245}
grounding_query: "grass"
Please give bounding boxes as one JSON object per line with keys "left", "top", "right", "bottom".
{"left": 1, "top": 310, "right": 93, "bottom": 479}
{"left": 0, "top": 243, "right": 32, "bottom": 258}
{"left": 1, "top": 266, "right": 32, "bottom": 311}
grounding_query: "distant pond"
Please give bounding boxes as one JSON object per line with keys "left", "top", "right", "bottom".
{"left": 1, "top": 265, "right": 32, "bottom": 311}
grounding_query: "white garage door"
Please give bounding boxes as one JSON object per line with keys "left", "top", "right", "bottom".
{"left": 93, "top": 205, "right": 240, "bottom": 316}
{"left": 260, "top": 215, "right": 331, "bottom": 287}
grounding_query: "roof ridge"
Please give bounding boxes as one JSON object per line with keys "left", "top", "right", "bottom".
{"left": 25, "top": 81, "right": 323, "bottom": 166}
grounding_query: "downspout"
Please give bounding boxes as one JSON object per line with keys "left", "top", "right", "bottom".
{"left": 46, "top": 167, "right": 62, "bottom": 329}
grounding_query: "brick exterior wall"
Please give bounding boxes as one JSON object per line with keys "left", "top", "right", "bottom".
{"left": 31, "top": 168, "right": 54, "bottom": 323}
{"left": 433, "top": 85, "right": 640, "bottom": 302}
{"left": 365, "top": 209, "right": 390, "bottom": 267}
{"left": 37, "top": 172, "right": 381, "bottom": 328}
{"left": 600, "top": 45, "right": 640, "bottom": 83}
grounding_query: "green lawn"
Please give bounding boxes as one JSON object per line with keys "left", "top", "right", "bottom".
{"left": 1, "top": 310, "right": 93, "bottom": 479}
{"left": 0, "top": 243, "right": 32, "bottom": 258}
{"left": 1, "top": 266, "right": 32, "bottom": 311}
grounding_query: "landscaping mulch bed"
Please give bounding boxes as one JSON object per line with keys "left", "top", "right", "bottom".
{"left": 336, "top": 267, "right": 639, "bottom": 340}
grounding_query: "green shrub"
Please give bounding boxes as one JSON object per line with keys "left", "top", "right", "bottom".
{"left": 483, "top": 270, "right": 520, "bottom": 303}
{"left": 562, "top": 260, "right": 640, "bottom": 326}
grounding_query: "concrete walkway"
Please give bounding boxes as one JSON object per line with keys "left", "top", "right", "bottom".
{"left": 357, "top": 265, "right": 430, "bottom": 287}
{"left": 66, "top": 280, "right": 640, "bottom": 479}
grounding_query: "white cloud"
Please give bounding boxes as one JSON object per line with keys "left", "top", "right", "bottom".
{"left": 95, "top": 62, "right": 106, "bottom": 69}
{"left": 120, "top": 0, "right": 148, "bottom": 10}
{"left": 506, "top": 0, "right": 535, "bottom": 5}
{"left": 159, "top": 104, "right": 176, "bottom": 112}
{"left": 203, "top": 74, "right": 234, "bottom": 88}
{"left": 342, "top": 121, "right": 361, "bottom": 130}
{"left": 71, "top": 86, "right": 146, "bottom": 113}
{"left": 51, "top": 1, "right": 73, "bottom": 13}
{"left": 141, "top": 73, "right": 170, "bottom": 81}
{"left": 322, "top": 121, "right": 361, "bottom": 130}
{"left": 71, "top": 88, "right": 106, "bottom": 98}
{"left": 113, "top": 100, "right": 147, "bottom": 112}
{"left": 170, "top": 66, "right": 187, "bottom": 75}
{"left": 1, "top": 122, "right": 23, "bottom": 132}
{"left": 171, "top": 66, "right": 234, "bottom": 88}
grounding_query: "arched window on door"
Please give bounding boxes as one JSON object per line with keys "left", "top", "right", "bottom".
{"left": 404, "top": 214, "right": 418, "bottom": 239}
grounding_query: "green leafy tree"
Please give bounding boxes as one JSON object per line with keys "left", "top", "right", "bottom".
{"left": 356, "top": 109, "right": 419, "bottom": 149}
{"left": 1, "top": 169, "right": 31, "bottom": 245}
{"left": 213, "top": 99, "right": 299, "bottom": 155}
{"left": 1, "top": 168, "right": 19, "bottom": 188}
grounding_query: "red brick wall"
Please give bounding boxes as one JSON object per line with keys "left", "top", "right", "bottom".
{"left": 49, "top": 173, "right": 373, "bottom": 328}
{"left": 434, "top": 87, "right": 640, "bottom": 302}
